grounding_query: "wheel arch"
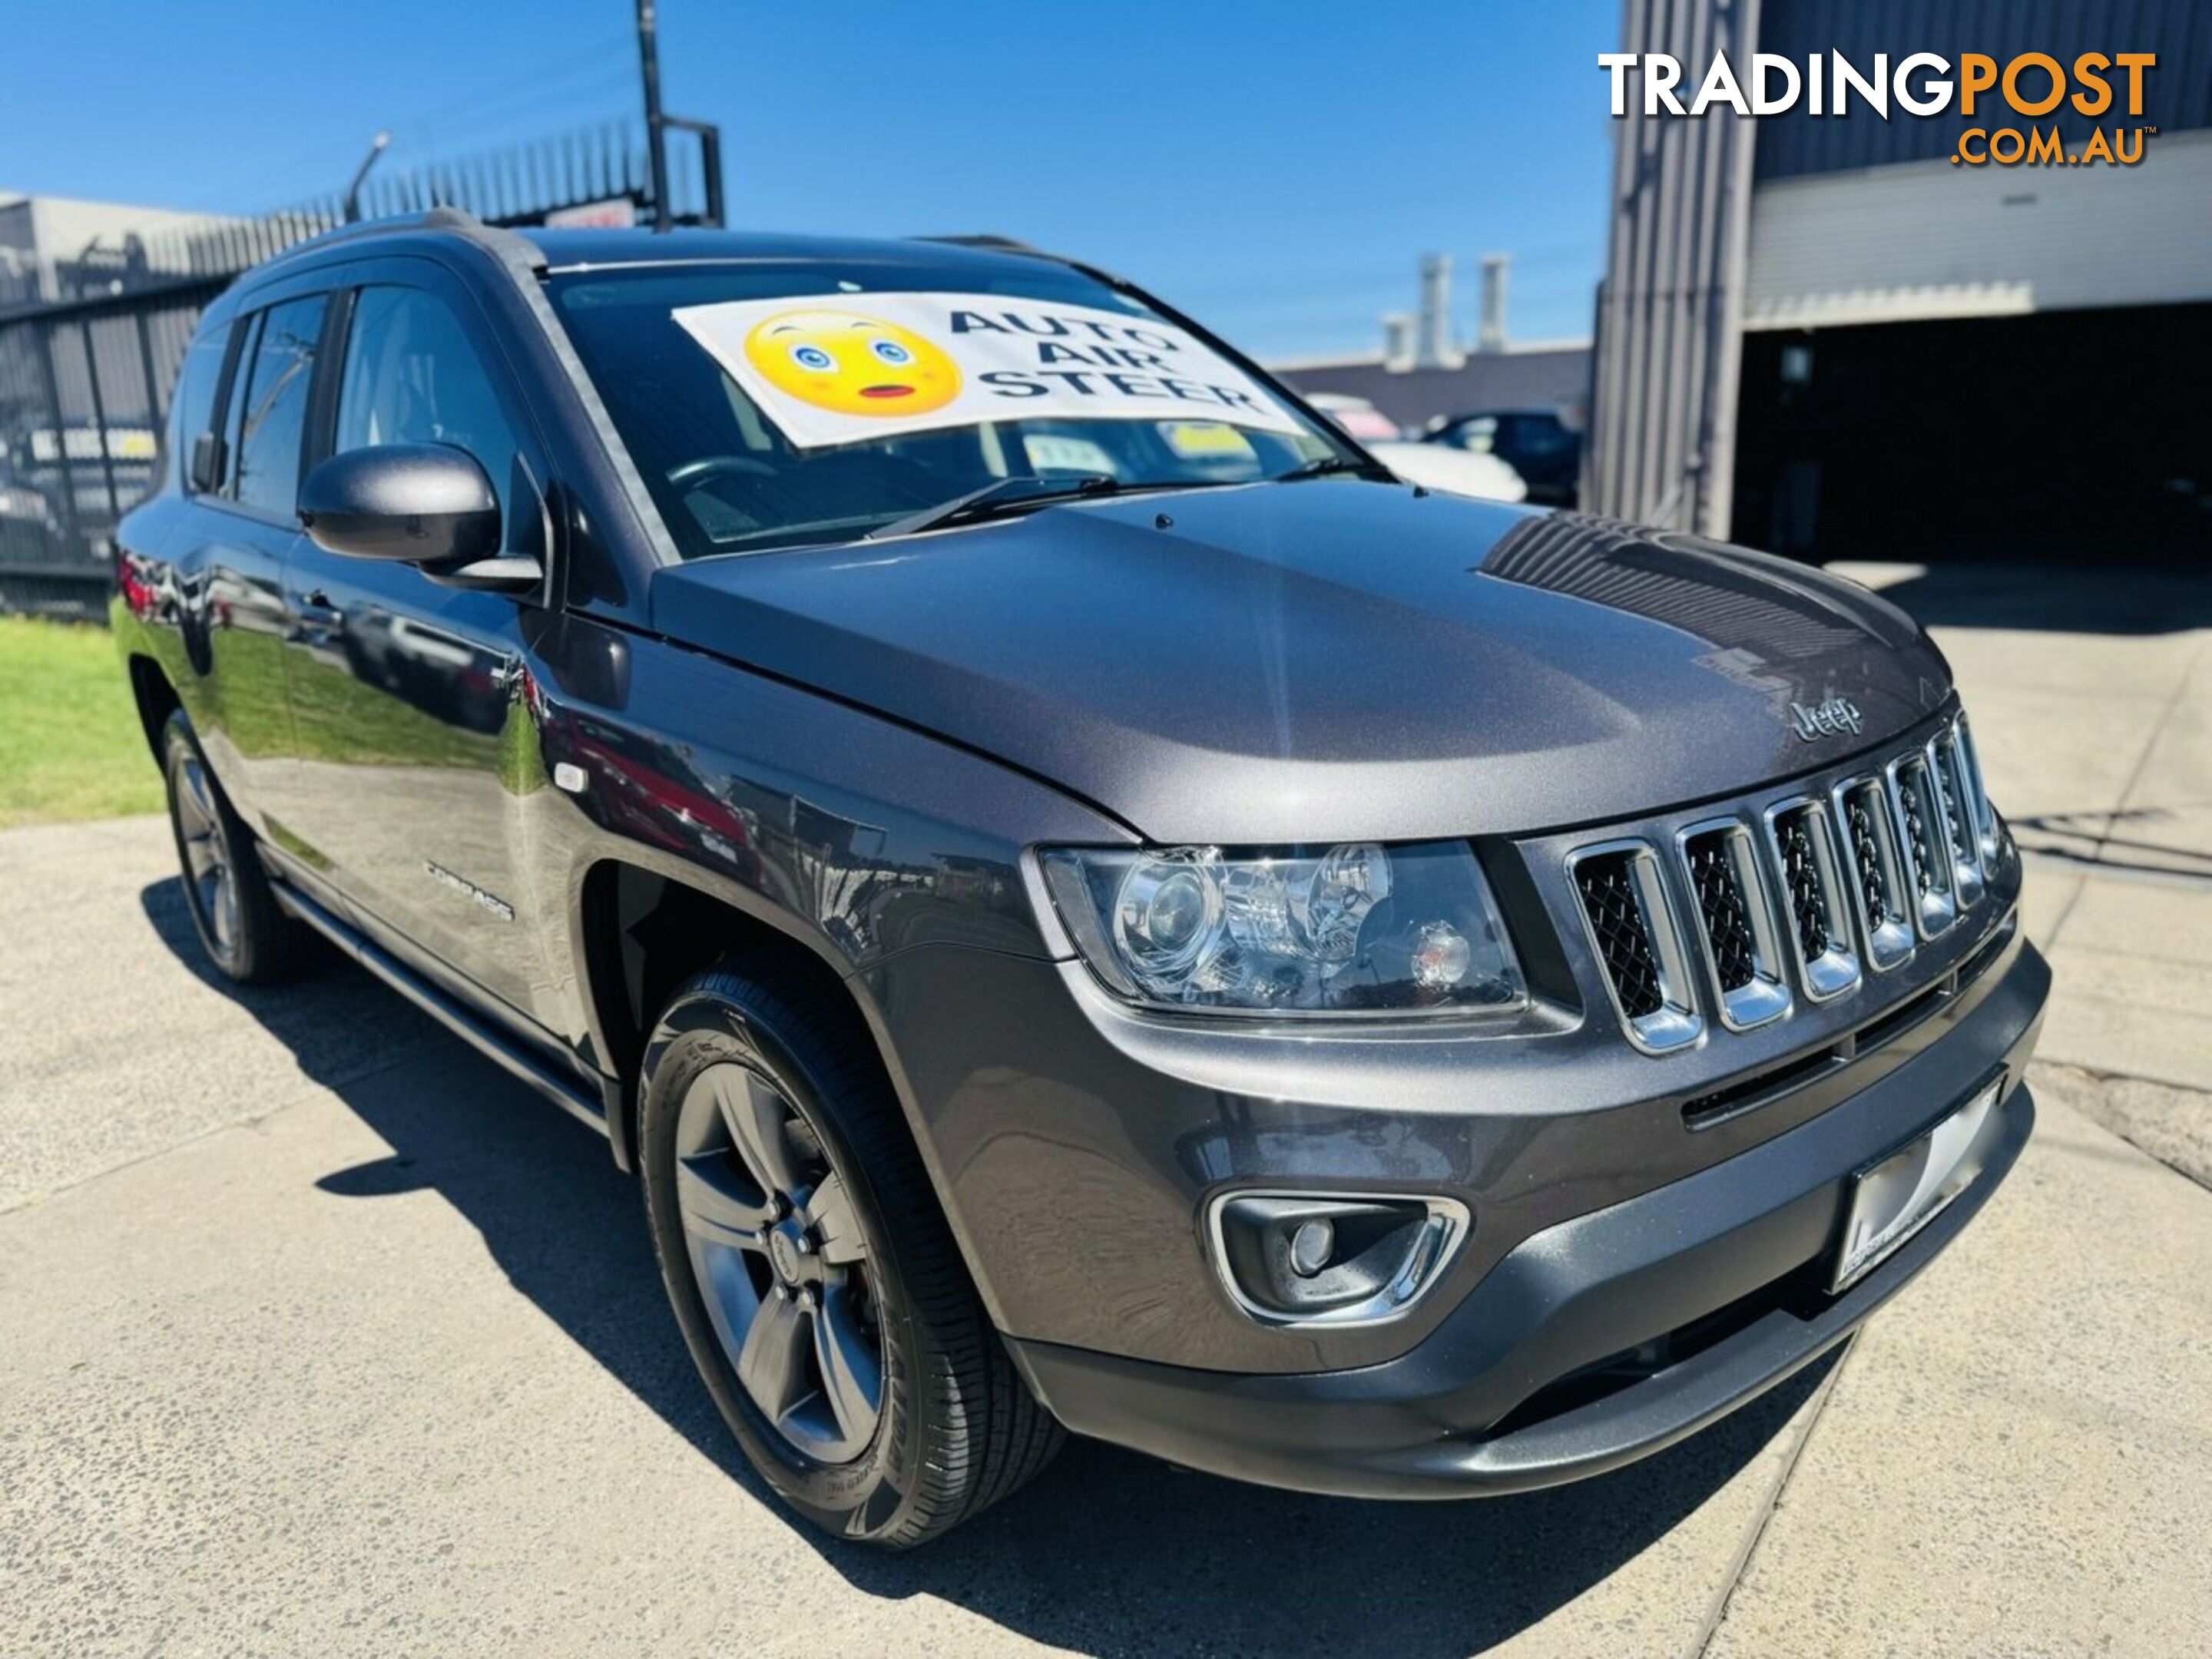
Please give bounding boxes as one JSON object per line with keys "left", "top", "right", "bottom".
{"left": 566, "top": 848, "right": 1020, "bottom": 1333}
{"left": 126, "top": 651, "right": 181, "bottom": 763}
{"left": 569, "top": 851, "right": 902, "bottom": 1175}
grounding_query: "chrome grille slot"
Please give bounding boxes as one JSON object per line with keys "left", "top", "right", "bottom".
{"left": 1677, "top": 821, "right": 1790, "bottom": 1030}
{"left": 1929, "top": 735, "right": 1985, "bottom": 907}
{"left": 1569, "top": 843, "right": 1704, "bottom": 1054}
{"left": 1573, "top": 852, "right": 1662, "bottom": 1016}
{"left": 1888, "top": 753, "right": 1959, "bottom": 937}
{"left": 1776, "top": 816, "right": 1829, "bottom": 959}
{"left": 1763, "top": 800, "right": 1861, "bottom": 1000}
{"left": 1949, "top": 716, "right": 2001, "bottom": 862}
{"left": 1833, "top": 777, "right": 1916, "bottom": 971}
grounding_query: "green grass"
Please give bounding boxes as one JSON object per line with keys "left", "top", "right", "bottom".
{"left": 0, "top": 614, "right": 547, "bottom": 832}
{"left": 0, "top": 617, "right": 167, "bottom": 829}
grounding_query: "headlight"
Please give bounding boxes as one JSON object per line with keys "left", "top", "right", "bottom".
{"left": 1038, "top": 841, "right": 1525, "bottom": 1017}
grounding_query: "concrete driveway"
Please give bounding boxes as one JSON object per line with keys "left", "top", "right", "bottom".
{"left": 3, "top": 564, "right": 2209, "bottom": 1657}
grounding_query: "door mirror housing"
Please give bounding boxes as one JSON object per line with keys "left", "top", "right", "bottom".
{"left": 188, "top": 432, "right": 226, "bottom": 494}
{"left": 299, "top": 443, "right": 505, "bottom": 569}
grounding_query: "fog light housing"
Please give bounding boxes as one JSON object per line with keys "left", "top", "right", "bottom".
{"left": 1207, "top": 1191, "right": 1469, "bottom": 1326}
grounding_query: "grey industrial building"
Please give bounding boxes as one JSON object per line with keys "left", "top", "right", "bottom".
{"left": 1585, "top": 0, "right": 2212, "bottom": 561}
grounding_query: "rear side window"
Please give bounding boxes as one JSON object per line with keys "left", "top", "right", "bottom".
{"left": 170, "top": 320, "right": 231, "bottom": 494}
{"left": 336, "top": 286, "right": 524, "bottom": 522}
{"left": 231, "top": 294, "right": 327, "bottom": 516}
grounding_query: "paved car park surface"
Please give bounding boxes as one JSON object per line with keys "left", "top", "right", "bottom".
{"left": 3, "top": 563, "right": 2208, "bottom": 1657}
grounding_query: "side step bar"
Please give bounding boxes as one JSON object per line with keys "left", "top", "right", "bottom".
{"left": 271, "top": 879, "right": 609, "bottom": 1139}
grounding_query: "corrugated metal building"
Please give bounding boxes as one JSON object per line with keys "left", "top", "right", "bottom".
{"left": 1587, "top": 0, "right": 2212, "bottom": 560}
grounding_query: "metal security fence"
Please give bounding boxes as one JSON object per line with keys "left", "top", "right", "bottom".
{"left": 0, "top": 280, "right": 211, "bottom": 618}
{"left": 0, "top": 121, "right": 720, "bottom": 621}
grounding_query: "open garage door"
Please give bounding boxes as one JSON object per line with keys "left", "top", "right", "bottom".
{"left": 1731, "top": 303, "right": 2211, "bottom": 565}
{"left": 1744, "top": 133, "right": 2212, "bottom": 332}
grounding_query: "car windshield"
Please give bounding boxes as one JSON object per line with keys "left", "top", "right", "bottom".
{"left": 546, "top": 259, "right": 1352, "bottom": 558}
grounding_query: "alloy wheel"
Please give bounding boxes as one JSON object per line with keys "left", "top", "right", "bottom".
{"left": 174, "top": 753, "right": 239, "bottom": 958}
{"left": 673, "top": 1061, "right": 886, "bottom": 1464}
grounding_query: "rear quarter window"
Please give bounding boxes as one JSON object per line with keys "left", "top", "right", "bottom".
{"left": 231, "top": 294, "right": 328, "bottom": 517}
{"left": 169, "top": 320, "right": 231, "bottom": 494}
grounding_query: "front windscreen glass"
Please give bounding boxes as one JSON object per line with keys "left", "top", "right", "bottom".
{"left": 547, "top": 260, "right": 1348, "bottom": 559}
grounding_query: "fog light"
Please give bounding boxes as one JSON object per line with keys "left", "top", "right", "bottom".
{"left": 1289, "top": 1218, "right": 1335, "bottom": 1277}
{"left": 1207, "top": 1191, "right": 1470, "bottom": 1326}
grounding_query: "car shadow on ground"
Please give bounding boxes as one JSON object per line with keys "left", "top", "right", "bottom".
{"left": 1862, "top": 558, "right": 2212, "bottom": 636}
{"left": 143, "top": 876, "right": 1831, "bottom": 1657}
{"left": 2007, "top": 805, "right": 2212, "bottom": 882}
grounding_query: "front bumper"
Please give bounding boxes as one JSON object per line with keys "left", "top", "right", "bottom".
{"left": 1003, "top": 941, "right": 2046, "bottom": 1498}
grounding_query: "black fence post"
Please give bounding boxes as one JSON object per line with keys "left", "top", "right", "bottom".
{"left": 132, "top": 308, "right": 161, "bottom": 430}
{"left": 31, "top": 321, "right": 82, "bottom": 558}
{"left": 78, "top": 321, "right": 122, "bottom": 521}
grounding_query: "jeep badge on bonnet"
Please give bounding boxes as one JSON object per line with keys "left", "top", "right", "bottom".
{"left": 1790, "top": 695, "right": 1865, "bottom": 741}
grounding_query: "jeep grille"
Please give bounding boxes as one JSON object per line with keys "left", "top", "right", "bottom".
{"left": 1564, "top": 714, "right": 2002, "bottom": 1052}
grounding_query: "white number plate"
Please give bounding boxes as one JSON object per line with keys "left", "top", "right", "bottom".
{"left": 1832, "top": 1077, "right": 2001, "bottom": 1293}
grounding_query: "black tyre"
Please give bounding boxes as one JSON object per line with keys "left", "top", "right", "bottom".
{"left": 638, "top": 958, "right": 1061, "bottom": 1547}
{"left": 161, "top": 710, "right": 302, "bottom": 985}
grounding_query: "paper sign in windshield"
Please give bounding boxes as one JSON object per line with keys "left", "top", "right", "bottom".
{"left": 671, "top": 291, "right": 1308, "bottom": 450}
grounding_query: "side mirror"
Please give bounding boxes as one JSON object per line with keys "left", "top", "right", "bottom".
{"left": 189, "top": 432, "right": 225, "bottom": 493}
{"left": 299, "top": 442, "right": 505, "bottom": 569}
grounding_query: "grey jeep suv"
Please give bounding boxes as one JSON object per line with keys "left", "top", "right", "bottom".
{"left": 113, "top": 211, "right": 2047, "bottom": 1546}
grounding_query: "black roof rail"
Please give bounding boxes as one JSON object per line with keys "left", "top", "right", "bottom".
{"left": 257, "top": 206, "right": 547, "bottom": 274}
{"left": 912, "top": 233, "right": 1055, "bottom": 259}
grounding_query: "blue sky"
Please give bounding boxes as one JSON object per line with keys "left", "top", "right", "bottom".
{"left": 4, "top": 1, "right": 1618, "bottom": 360}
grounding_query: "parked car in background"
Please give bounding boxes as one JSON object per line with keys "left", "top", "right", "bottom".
{"left": 1305, "top": 391, "right": 1402, "bottom": 443}
{"left": 1424, "top": 407, "right": 1582, "bottom": 506}
{"left": 1305, "top": 395, "right": 1525, "bottom": 502}
{"left": 1368, "top": 439, "right": 1527, "bottom": 504}
{"left": 114, "top": 212, "right": 2046, "bottom": 1549}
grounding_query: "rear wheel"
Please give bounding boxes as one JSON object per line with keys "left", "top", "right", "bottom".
{"left": 638, "top": 959, "right": 1061, "bottom": 1547}
{"left": 161, "top": 710, "right": 300, "bottom": 985}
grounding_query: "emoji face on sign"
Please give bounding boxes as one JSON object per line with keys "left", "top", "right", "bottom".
{"left": 742, "top": 310, "right": 962, "bottom": 417}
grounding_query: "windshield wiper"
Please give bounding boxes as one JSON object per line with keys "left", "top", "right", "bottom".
{"left": 1273, "top": 454, "right": 1397, "bottom": 484}
{"left": 866, "top": 473, "right": 1121, "bottom": 540}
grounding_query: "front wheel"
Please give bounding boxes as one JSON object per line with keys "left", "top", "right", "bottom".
{"left": 637, "top": 959, "right": 1061, "bottom": 1547}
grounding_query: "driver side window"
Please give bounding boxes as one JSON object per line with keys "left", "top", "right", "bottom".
{"left": 336, "top": 286, "right": 528, "bottom": 541}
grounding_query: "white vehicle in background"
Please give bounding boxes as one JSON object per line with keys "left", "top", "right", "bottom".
{"left": 1303, "top": 392, "right": 1401, "bottom": 444}
{"left": 1366, "top": 439, "right": 1527, "bottom": 504}
{"left": 1302, "top": 393, "right": 1528, "bottom": 503}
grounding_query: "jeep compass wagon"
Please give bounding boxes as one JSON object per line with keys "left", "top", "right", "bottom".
{"left": 114, "top": 212, "right": 2047, "bottom": 1547}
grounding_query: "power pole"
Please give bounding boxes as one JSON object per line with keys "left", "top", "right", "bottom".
{"left": 637, "top": 0, "right": 672, "bottom": 232}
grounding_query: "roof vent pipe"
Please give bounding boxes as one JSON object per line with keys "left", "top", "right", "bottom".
{"left": 1381, "top": 312, "right": 1416, "bottom": 373}
{"left": 1416, "top": 253, "right": 1463, "bottom": 370}
{"left": 1477, "top": 253, "right": 1509, "bottom": 353}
